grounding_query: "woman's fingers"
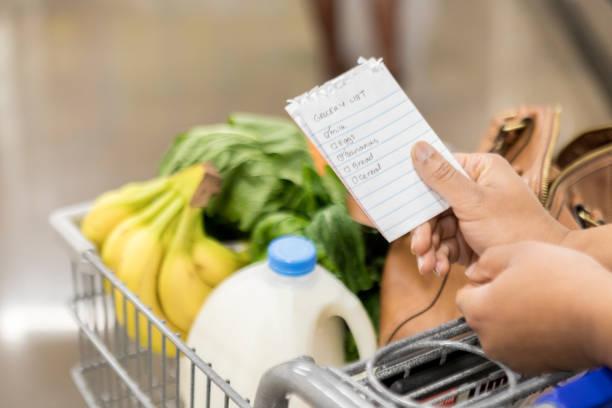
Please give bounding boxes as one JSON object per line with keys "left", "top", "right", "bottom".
{"left": 455, "top": 283, "right": 489, "bottom": 330}
{"left": 411, "top": 218, "right": 437, "bottom": 255}
{"left": 432, "top": 231, "right": 440, "bottom": 248}
{"left": 417, "top": 247, "right": 437, "bottom": 275}
{"left": 434, "top": 244, "right": 451, "bottom": 277}
{"left": 432, "top": 232, "right": 474, "bottom": 277}
{"left": 411, "top": 209, "right": 457, "bottom": 255}
{"left": 413, "top": 212, "right": 463, "bottom": 275}
{"left": 439, "top": 235, "right": 461, "bottom": 264}
{"left": 464, "top": 244, "right": 516, "bottom": 283}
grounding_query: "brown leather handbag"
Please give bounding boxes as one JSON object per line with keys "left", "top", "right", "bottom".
{"left": 478, "top": 105, "right": 611, "bottom": 228}
{"left": 378, "top": 105, "right": 612, "bottom": 344}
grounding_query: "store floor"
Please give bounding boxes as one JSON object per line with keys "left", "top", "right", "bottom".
{"left": 0, "top": 0, "right": 609, "bottom": 406}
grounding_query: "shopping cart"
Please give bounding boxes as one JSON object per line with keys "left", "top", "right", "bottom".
{"left": 51, "top": 204, "right": 577, "bottom": 408}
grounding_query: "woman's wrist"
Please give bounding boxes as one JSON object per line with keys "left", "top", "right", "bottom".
{"left": 559, "top": 225, "right": 612, "bottom": 271}
{"left": 537, "top": 214, "right": 570, "bottom": 248}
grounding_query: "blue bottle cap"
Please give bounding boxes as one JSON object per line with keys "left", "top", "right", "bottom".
{"left": 268, "top": 235, "right": 316, "bottom": 277}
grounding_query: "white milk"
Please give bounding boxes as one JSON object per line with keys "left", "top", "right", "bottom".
{"left": 181, "top": 235, "right": 377, "bottom": 407}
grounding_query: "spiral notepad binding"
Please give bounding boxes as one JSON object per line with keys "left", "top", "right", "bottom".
{"left": 286, "top": 57, "right": 384, "bottom": 106}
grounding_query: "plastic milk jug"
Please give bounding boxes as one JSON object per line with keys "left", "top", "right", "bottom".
{"left": 182, "top": 235, "right": 377, "bottom": 406}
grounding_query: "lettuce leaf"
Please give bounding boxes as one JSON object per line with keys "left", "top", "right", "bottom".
{"left": 304, "top": 205, "right": 373, "bottom": 293}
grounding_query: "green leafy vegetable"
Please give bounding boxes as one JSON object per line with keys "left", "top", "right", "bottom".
{"left": 304, "top": 205, "right": 373, "bottom": 293}
{"left": 250, "top": 212, "right": 310, "bottom": 260}
{"left": 320, "top": 166, "right": 347, "bottom": 207}
{"left": 159, "top": 115, "right": 315, "bottom": 231}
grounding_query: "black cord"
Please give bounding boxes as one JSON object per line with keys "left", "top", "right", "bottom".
{"left": 384, "top": 272, "right": 450, "bottom": 345}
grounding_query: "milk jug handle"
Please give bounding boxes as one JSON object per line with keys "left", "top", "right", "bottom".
{"left": 329, "top": 296, "right": 378, "bottom": 360}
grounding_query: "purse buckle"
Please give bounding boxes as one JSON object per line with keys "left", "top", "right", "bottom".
{"left": 574, "top": 205, "right": 605, "bottom": 228}
{"left": 501, "top": 117, "right": 527, "bottom": 133}
{"left": 491, "top": 118, "right": 528, "bottom": 155}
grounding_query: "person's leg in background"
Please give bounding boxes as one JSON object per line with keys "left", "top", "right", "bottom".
{"left": 309, "top": 0, "right": 401, "bottom": 80}
{"left": 310, "top": 0, "right": 348, "bottom": 77}
{"left": 371, "top": 0, "right": 402, "bottom": 81}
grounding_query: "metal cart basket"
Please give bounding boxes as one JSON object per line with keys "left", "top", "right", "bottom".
{"left": 51, "top": 204, "right": 572, "bottom": 408}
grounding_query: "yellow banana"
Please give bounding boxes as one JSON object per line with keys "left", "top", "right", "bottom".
{"left": 161, "top": 212, "right": 179, "bottom": 250}
{"left": 159, "top": 206, "right": 213, "bottom": 333}
{"left": 115, "top": 196, "right": 183, "bottom": 356}
{"left": 101, "top": 190, "right": 177, "bottom": 273}
{"left": 136, "top": 252, "right": 185, "bottom": 357}
{"left": 192, "top": 224, "right": 247, "bottom": 287}
{"left": 81, "top": 177, "right": 171, "bottom": 247}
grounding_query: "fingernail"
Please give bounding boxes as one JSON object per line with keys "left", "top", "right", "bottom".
{"left": 435, "top": 261, "right": 444, "bottom": 276}
{"left": 465, "top": 265, "right": 475, "bottom": 278}
{"left": 417, "top": 256, "right": 424, "bottom": 273}
{"left": 433, "top": 267, "right": 441, "bottom": 277}
{"left": 414, "top": 141, "right": 434, "bottom": 163}
{"left": 410, "top": 240, "right": 416, "bottom": 255}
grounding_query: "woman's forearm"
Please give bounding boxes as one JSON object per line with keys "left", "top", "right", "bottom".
{"left": 562, "top": 225, "right": 612, "bottom": 271}
{"left": 586, "top": 275, "right": 612, "bottom": 368}
{"left": 559, "top": 224, "right": 612, "bottom": 368}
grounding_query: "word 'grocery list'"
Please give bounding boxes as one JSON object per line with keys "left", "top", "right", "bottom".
{"left": 286, "top": 58, "right": 463, "bottom": 242}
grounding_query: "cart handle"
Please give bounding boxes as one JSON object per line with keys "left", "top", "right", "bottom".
{"left": 254, "top": 356, "right": 375, "bottom": 408}
{"left": 49, "top": 203, "right": 95, "bottom": 256}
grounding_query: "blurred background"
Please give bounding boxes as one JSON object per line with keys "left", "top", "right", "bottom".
{"left": 0, "top": 0, "right": 611, "bottom": 405}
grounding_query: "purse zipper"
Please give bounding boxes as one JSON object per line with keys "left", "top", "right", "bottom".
{"left": 539, "top": 107, "right": 562, "bottom": 205}
{"left": 544, "top": 143, "right": 612, "bottom": 209}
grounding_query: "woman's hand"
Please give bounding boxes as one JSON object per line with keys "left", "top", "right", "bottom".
{"left": 456, "top": 242, "right": 612, "bottom": 374}
{"left": 409, "top": 141, "right": 569, "bottom": 276}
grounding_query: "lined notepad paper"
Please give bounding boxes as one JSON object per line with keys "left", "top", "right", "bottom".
{"left": 286, "top": 58, "right": 463, "bottom": 242}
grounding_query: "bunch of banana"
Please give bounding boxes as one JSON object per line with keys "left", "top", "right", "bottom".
{"left": 81, "top": 164, "right": 247, "bottom": 357}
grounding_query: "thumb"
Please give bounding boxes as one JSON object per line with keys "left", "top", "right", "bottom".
{"left": 465, "top": 244, "right": 516, "bottom": 283}
{"left": 464, "top": 262, "right": 498, "bottom": 284}
{"left": 411, "top": 141, "right": 478, "bottom": 208}
{"left": 455, "top": 283, "right": 489, "bottom": 326}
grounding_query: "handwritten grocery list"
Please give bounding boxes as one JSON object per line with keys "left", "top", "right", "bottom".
{"left": 286, "top": 58, "right": 463, "bottom": 241}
